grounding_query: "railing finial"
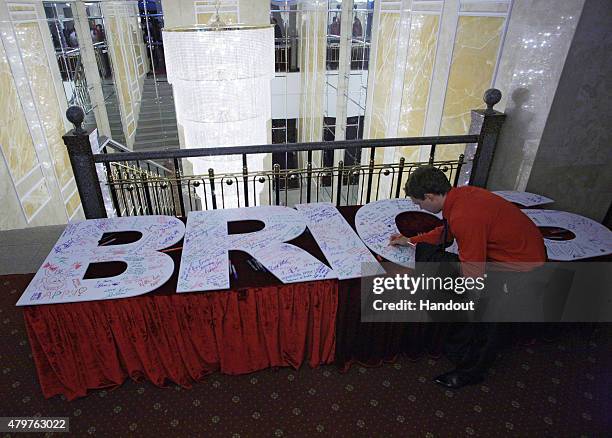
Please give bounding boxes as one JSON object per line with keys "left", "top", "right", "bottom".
{"left": 483, "top": 88, "right": 502, "bottom": 115}
{"left": 66, "top": 105, "right": 86, "bottom": 135}
{"left": 460, "top": 90, "right": 506, "bottom": 187}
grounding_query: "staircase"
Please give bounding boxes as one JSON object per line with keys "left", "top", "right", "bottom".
{"left": 105, "top": 98, "right": 126, "bottom": 145}
{"left": 99, "top": 80, "right": 126, "bottom": 144}
{"left": 133, "top": 77, "right": 179, "bottom": 151}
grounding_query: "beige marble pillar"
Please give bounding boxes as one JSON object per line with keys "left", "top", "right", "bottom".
{"left": 333, "top": 0, "right": 354, "bottom": 144}
{"left": 523, "top": 0, "right": 610, "bottom": 221}
{"left": 365, "top": 5, "right": 400, "bottom": 144}
{"left": 297, "top": 0, "right": 326, "bottom": 149}
{"left": 488, "top": 0, "right": 585, "bottom": 192}
{"left": 397, "top": 12, "right": 441, "bottom": 163}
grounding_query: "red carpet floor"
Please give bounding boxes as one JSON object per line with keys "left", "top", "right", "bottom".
{"left": 1, "top": 274, "right": 610, "bottom": 437}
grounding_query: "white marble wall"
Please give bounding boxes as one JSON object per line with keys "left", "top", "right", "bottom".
{"left": 523, "top": 0, "right": 611, "bottom": 222}
{"left": 0, "top": 0, "right": 84, "bottom": 230}
{"left": 0, "top": 0, "right": 151, "bottom": 230}
{"left": 488, "top": 0, "right": 585, "bottom": 191}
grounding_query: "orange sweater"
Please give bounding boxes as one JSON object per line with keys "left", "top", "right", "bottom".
{"left": 410, "top": 186, "right": 547, "bottom": 276}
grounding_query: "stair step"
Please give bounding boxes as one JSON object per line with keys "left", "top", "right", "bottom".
{"left": 139, "top": 102, "right": 175, "bottom": 108}
{"left": 133, "top": 141, "right": 180, "bottom": 151}
{"left": 139, "top": 105, "right": 174, "bottom": 111}
{"left": 135, "top": 133, "right": 179, "bottom": 143}
{"left": 137, "top": 114, "right": 176, "bottom": 122}
{"left": 137, "top": 114, "right": 177, "bottom": 123}
{"left": 141, "top": 93, "right": 173, "bottom": 99}
{"left": 142, "top": 88, "right": 173, "bottom": 93}
{"left": 138, "top": 110, "right": 176, "bottom": 118}
{"left": 140, "top": 97, "right": 173, "bottom": 102}
{"left": 135, "top": 126, "right": 178, "bottom": 136}
{"left": 142, "top": 90, "right": 174, "bottom": 96}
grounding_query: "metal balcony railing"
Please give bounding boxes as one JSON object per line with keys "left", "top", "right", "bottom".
{"left": 62, "top": 89, "right": 506, "bottom": 219}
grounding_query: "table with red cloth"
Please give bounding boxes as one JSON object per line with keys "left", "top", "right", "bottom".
{"left": 21, "top": 213, "right": 349, "bottom": 400}
{"left": 22, "top": 205, "right": 545, "bottom": 400}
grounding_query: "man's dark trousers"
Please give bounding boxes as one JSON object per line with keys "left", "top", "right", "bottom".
{"left": 414, "top": 242, "right": 502, "bottom": 381}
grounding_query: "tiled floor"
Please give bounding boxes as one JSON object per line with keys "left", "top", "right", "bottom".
{"left": 0, "top": 224, "right": 65, "bottom": 275}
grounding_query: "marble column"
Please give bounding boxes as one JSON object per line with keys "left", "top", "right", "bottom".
{"left": 397, "top": 12, "right": 441, "bottom": 163}
{"left": 73, "top": 0, "right": 112, "bottom": 138}
{"left": 487, "top": 0, "right": 585, "bottom": 192}
{"left": 297, "top": 0, "right": 326, "bottom": 148}
{"left": 525, "top": 0, "right": 611, "bottom": 221}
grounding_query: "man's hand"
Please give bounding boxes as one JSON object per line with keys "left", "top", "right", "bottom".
{"left": 389, "top": 233, "right": 414, "bottom": 247}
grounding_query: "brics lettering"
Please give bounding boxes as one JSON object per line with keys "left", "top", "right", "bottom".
{"left": 16, "top": 200, "right": 612, "bottom": 306}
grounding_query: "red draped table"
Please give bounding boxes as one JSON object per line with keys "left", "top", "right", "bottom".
{"left": 19, "top": 206, "right": 481, "bottom": 399}
{"left": 23, "top": 280, "right": 337, "bottom": 400}
{"left": 20, "top": 215, "right": 348, "bottom": 400}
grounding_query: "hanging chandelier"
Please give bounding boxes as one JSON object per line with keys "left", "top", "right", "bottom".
{"left": 163, "top": 6, "right": 274, "bottom": 204}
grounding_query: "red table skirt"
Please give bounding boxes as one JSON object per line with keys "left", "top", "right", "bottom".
{"left": 23, "top": 280, "right": 338, "bottom": 400}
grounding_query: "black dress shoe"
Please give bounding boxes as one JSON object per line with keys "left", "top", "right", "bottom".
{"left": 433, "top": 370, "right": 483, "bottom": 389}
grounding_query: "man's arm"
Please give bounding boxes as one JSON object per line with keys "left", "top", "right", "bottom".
{"left": 389, "top": 226, "right": 445, "bottom": 247}
{"left": 409, "top": 226, "right": 445, "bottom": 245}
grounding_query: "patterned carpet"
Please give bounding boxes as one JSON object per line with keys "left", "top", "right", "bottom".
{"left": 1, "top": 274, "right": 610, "bottom": 437}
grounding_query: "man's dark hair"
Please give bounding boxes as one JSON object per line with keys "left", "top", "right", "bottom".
{"left": 404, "top": 166, "right": 451, "bottom": 199}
